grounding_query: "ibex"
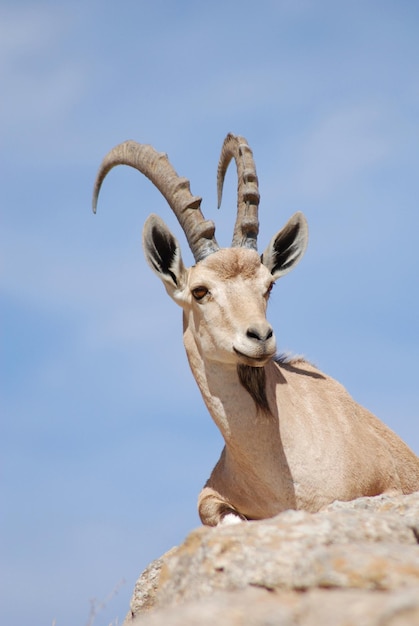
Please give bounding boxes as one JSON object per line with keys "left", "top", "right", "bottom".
{"left": 93, "top": 133, "right": 419, "bottom": 526}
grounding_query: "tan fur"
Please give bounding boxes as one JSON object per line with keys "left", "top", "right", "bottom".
{"left": 199, "top": 248, "right": 262, "bottom": 280}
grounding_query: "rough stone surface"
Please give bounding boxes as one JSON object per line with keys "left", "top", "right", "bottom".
{"left": 124, "top": 492, "right": 419, "bottom": 626}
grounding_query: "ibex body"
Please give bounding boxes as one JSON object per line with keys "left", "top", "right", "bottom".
{"left": 93, "top": 134, "right": 419, "bottom": 526}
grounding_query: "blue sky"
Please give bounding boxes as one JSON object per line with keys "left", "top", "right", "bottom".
{"left": 1, "top": 1, "right": 418, "bottom": 624}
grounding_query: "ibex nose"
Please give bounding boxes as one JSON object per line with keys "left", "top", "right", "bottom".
{"left": 246, "top": 323, "right": 274, "bottom": 343}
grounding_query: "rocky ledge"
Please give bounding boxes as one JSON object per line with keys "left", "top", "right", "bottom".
{"left": 124, "top": 492, "right": 419, "bottom": 625}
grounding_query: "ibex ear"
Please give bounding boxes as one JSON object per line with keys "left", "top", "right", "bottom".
{"left": 142, "top": 214, "right": 187, "bottom": 296}
{"left": 262, "top": 212, "right": 308, "bottom": 280}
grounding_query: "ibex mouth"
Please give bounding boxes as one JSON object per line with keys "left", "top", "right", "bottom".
{"left": 233, "top": 347, "right": 274, "bottom": 367}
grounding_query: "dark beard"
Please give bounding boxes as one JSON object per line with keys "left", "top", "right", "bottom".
{"left": 237, "top": 364, "right": 270, "bottom": 414}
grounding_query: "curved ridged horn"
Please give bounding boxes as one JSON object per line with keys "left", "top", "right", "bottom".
{"left": 217, "top": 133, "right": 260, "bottom": 250}
{"left": 92, "top": 140, "right": 219, "bottom": 262}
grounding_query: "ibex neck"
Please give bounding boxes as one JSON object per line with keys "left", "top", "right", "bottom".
{"left": 183, "top": 326, "right": 266, "bottom": 439}
{"left": 183, "top": 323, "right": 297, "bottom": 515}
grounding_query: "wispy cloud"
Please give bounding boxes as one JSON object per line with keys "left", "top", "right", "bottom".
{"left": 0, "top": 6, "right": 87, "bottom": 152}
{"left": 288, "top": 105, "right": 391, "bottom": 199}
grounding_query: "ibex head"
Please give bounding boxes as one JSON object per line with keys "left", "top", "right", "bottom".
{"left": 93, "top": 134, "right": 308, "bottom": 368}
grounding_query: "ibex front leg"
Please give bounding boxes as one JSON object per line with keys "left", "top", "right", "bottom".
{"left": 198, "top": 485, "right": 247, "bottom": 526}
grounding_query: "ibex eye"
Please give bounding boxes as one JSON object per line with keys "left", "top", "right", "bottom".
{"left": 192, "top": 286, "right": 208, "bottom": 300}
{"left": 265, "top": 283, "right": 274, "bottom": 298}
